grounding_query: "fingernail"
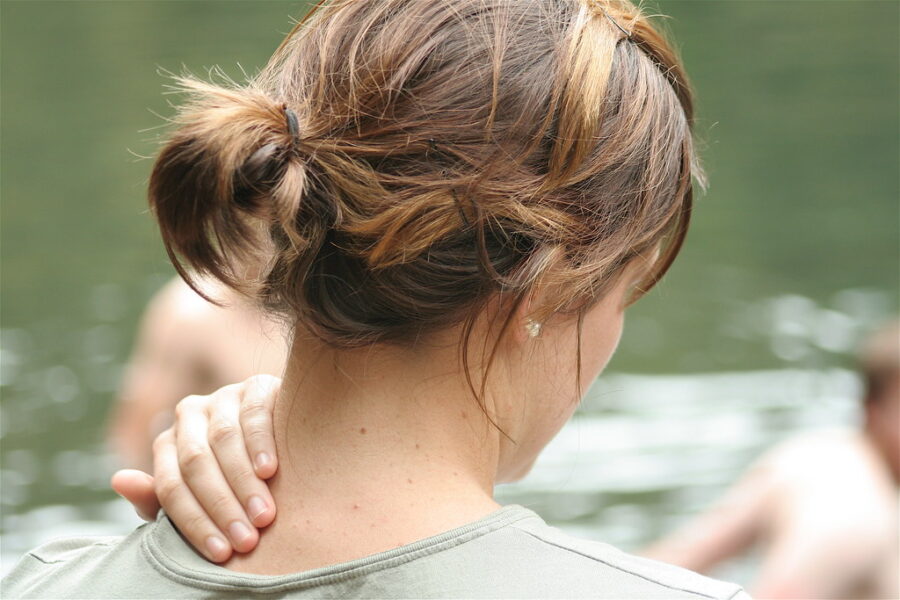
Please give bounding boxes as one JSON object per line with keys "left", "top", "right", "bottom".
{"left": 248, "top": 495, "right": 268, "bottom": 521}
{"left": 205, "top": 536, "right": 228, "bottom": 560}
{"left": 254, "top": 452, "right": 271, "bottom": 471}
{"left": 228, "top": 521, "right": 252, "bottom": 545}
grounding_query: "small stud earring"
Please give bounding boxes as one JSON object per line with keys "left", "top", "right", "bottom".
{"left": 525, "top": 319, "right": 542, "bottom": 338}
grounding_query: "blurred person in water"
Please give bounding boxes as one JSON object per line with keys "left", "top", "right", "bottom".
{"left": 643, "top": 320, "right": 900, "bottom": 600}
{"left": 106, "top": 276, "right": 289, "bottom": 472}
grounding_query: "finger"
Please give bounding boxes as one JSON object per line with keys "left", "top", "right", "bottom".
{"left": 174, "top": 394, "right": 260, "bottom": 553}
{"left": 207, "top": 389, "right": 277, "bottom": 528}
{"left": 238, "top": 375, "right": 281, "bottom": 479}
{"left": 110, "top": 469, "right": 159, "bottom": 521}
{"left": 152, "top": 429, "right": 233, "bottom": 563}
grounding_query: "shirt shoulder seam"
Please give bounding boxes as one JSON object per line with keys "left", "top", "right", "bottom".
{"left": 25, "top": 552, "right": 64, "bottom": 565}
{"left": 26, "top": 540, "right": 118, "bottom": 566}
{"left": 512, "top": 527, "right": 734, "bottom": 600}
{"left": 726, "top": 588, "right": 749, "bottom": 600}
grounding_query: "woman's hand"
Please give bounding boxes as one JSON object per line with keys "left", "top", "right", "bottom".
{"left": 110, "top": 375, "right": 281, "bottom": 562}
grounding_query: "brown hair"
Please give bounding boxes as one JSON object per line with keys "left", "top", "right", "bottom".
{"left": 149, "top": 0, "right": 706, "bottom": 392}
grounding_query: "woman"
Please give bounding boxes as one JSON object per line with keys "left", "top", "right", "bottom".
{"left": 5, "top": 0, "right": 748, "bottom": 596}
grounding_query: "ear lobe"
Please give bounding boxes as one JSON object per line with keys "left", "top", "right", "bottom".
{"left": 510, "top": 292, "right": 537, "bottom": 345}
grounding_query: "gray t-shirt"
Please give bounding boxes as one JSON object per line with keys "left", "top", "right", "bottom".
{"left": 3, "top": 505, "right": 749, "bottom": 599}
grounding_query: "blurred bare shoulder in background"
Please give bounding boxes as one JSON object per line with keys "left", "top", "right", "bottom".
{"left": 644, "top": 321, "right": 899, "bottom": 600}
{"left": 106, "top": 276, "right": 288, "bottom": 472}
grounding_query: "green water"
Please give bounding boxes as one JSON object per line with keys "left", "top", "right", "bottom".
{"left": 1, "top": 0, "right": 898, "bottom": 543}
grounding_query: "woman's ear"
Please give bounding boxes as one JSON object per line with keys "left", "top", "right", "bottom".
{"left": 510, "top": 291, "right": 541, "bottom": 346}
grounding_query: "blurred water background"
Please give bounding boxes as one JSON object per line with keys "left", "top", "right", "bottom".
{"left": 1, "top": 0, "right": 897, "bottom": 585}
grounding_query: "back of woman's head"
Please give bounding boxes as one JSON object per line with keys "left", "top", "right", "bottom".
{"left": 149, "top": 0, "right": 706, "bottom": 348}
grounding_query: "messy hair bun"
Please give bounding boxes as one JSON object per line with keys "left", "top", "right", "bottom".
{"left": 149, "top": 0, "right": 706, "bottom": 348}
{"left": 149, "top": 78, "right": 338, "bottom": 301}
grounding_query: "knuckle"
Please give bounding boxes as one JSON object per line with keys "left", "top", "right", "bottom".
{"left": 208, "top": 420, "right": 239, "bottom": 446}
{"left": 242, "top": 393, "right": 269, "bottom": 411}
{"left": 208, "top": 493, "right": 236, "bottom": 517}
{"left": 240, "top": 391, "right": 272, "bottom": 417}
{"left": 155, "top": 478, "right": 182, "bottom": 506}
{"left": 243, "top": 426, "right": 271, "bottom": 445}
{"left": 245, "top": 374, "right": 279, "bottom": 390}
{"left": 152, "top": 429, "right": 174, "bottom": 454}
{"left": 243, "top": 375, "right": 280, "bottom": 399}
{"left": 183, "top": 513, "right": 213, "bottom": 538}
{"left": 177, "top": 442, "right": 209, "bottom": 473}
{"left": 216, "top": 383, "right": 242, "bottom": 399}
{"left": 230, "top": 468, "right": 259, "bottom": 494}
{"left": 240, "top": 408, "right": 269, "bottom": 431}
{"left": 174, "top": 395, "right": 202, "bottom": 418}
{"left": 209, "top": 384, "right": 243, "bottom": 412}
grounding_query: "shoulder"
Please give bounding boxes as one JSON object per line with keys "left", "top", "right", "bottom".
{"left": 1, "top": 525, "right": 157, "bottom": 598}
{"left": 135, "top": 277, "right": 234, "bottom": 360}
{"left": 145, "top": 276, "right": 225, "bottom": 328}
{"left": 766, "top": 429, "right": 893, "bottom": 497}
{"left": 766, "top": 427, "right": 863, "bottom": 464}
{"left": 481, "top": 513, "right": 749, "bottom": 599}
{"left": 761, "top": 430, "right": 896, "bottom": 544}
{"left": 3, "top": 535, "right": 119, "bottom": 598}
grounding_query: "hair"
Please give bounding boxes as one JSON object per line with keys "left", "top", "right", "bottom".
{"left": 149, "top": 0, "right": 706, "bottom": 404}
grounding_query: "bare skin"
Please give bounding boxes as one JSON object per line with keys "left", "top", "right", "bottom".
{"left": 107, "top": 277, "right": 289, "bottom": 472}
{"left": 111, "top": 274, "right": 897, "bottom": 595}
{"left": 112, "top": 261, "right": 644, "bottom": 567}
{"left": 224, "top": 268, "right": 631, "bottom": 575}
{"left": 642, "top": 372, "right": 900, "bottom": 600}
{"left": 113, "top": 310, "right": 899, "bottom": 593}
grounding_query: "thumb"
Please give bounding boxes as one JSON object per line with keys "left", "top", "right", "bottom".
{"left": 111, "top": 469, "right": 160, "bottom": 522}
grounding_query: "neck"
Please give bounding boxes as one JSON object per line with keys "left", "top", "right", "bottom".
{"left": 224, "top": 330, "right": 504, "bottom": 574}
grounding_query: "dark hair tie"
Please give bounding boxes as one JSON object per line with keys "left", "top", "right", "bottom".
{"left": 282, "top": 103, "right": 302, "bottom": 148}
